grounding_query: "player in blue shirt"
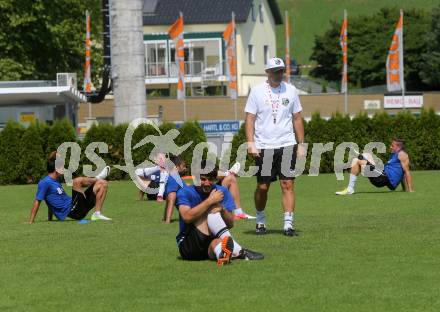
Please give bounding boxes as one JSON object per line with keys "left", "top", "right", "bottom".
{"left": 175, "top": 160, "right": 264, "bottom": 266}
{"left": 162, "top": 157, "right": 254, "bottom": 224}
{"left": 162, "top": 155, "right": 187, "bottom": 223}
{"left": 336, "top": 138, "right": 414, "bottom": 195}
{"left": 29, "top": 154, "right": 112, "bottom": 224}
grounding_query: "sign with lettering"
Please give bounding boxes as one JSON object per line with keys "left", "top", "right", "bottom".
{"left": 176, "top": 120, "right": 240, "bottom": 135}
{"left": 364, "top": 100, "right": 381, "bottom": 110}
{"left": 384, "top": 95, "right": 423, "bottom": 108}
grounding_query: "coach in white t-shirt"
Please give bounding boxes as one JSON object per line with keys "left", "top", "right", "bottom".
{"left": 244, "top": 57, "right": 305, "bottom": 237}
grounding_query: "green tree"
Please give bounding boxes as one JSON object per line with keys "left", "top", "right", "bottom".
{"left": 175, "top": 121, "right": 207, "bottom": 173}
{"left": 46, "top": 119, "right": 77, "bottom": 154}
{"left": 0, "top": 121, "right": 24, "bottom": 184}
{"left": 310, "top": 7, "right": 430, "bottom": 90}
{"left": 81, "top": 123, "right": 115, "bottom": 177}
{"left": 420, "top": 4, "right": 440, "bottom": 88}
{"left": 18, "top": 123, "right": 46, "bottom": 183}
{"left": 0, "top": 0, "right": 102, "bottom": 86}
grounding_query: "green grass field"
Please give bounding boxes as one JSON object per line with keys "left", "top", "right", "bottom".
{"left": 1, "top": 171, "right": 439, "bottom": 311}
{"left": 276, "top": 0, "right": 439, "bottom": 65}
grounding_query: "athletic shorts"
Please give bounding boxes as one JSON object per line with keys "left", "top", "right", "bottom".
{"left": 178, "top": 224, "right": 214, "bottom": 261}
{"left": 68, "top": 185, "right": 96, "bottom": 220}
{"left": 368, "top": 171, "right": 396, "bottom": 190}
{"left": 255, "top": 145, "right": 298, "bottom": 184}
{"left": 145, "top": 180, "right": 159, "bottom": 200}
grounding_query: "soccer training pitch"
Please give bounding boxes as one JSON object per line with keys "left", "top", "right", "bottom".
{"left": 1, "top": 171, "right": 439, "bottom": 311}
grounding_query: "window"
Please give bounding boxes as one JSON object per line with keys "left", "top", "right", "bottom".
{"left": 248, "top": 44, "right": 255, "bottom": 64}
{"left": 264, "top": 45, "right": 269, "bottom": 65}
{"left": 145, "top": 41, "right": 167, "bottom": 76}
{"left": 251, "top": 3, "right": 256, "bottom": 21}
{"left": 259, "top": 4, "right": 264, "bottom": 23}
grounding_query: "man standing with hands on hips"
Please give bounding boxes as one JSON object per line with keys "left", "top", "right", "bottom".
{"left": 245, "top": 57, "right": 305, "bottom": 236}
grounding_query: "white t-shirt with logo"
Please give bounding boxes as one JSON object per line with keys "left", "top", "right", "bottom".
{"left": 245, "top": 81, "right": 302, "bottom": 149}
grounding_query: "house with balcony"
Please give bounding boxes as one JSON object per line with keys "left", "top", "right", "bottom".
{"left": 142, "top": 0, "right": 283, "bottom": 97}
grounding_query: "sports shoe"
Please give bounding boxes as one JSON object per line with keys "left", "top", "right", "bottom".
{"left": 255, "top": 223, "right": 267, "bottom": 235}
{"left": 96, "top": 166, "right": 111, "bottom": 180}
{"left": 91, "top": 213, "right": 112, "bottom": 221}
{"left": 234, "top": 212, "right": 257, "bottom": 220}
{"left": 284, "top": 227, "right": 299, "bottom": 237}
{"left": 335, "top": 187, "right": 354, "bottom": 195}
{"left": 228, "top": 162, "right": 241, "bottom": 176}
{"left": 217, "top": 236, "right": 234, "bottom": 266}
{"left": 235, "top": 248, "right": 264, "bottom": 260}
{"left": 156, "top": 195, "right": 164, "bottom": 202}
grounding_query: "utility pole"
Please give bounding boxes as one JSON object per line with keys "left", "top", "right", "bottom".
{"left": 110, "top": 0, "right": 147, "bottom": 124}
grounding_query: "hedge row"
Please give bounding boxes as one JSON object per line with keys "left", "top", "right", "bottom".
{"left": 0, "top": 119, "right": 206, "bottom": 184}
{"left": 230, "top": 109, "right": 440, "bottom": 173}
{"left": 1, "top": 110, "right": 439, "bottom": 184}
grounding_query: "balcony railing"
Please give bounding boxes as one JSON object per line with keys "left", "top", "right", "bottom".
{"left": 146, "top": 61, "right": 225, "bottom": 79}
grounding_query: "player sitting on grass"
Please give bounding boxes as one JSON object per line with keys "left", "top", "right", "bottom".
{"left": 29, "top": 154, "right": 111, "bottom": 224}
{"left": 175, "top": 160, "right": 264, "bottom": 265}
{"left": 162, "top": 157, "right": 254, "bottom": 223}
{"left": 336, "top": 138, "right": 414, "bottom": 195}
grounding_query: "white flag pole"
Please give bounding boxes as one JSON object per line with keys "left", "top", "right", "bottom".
{"left": 232, "top": 12, "right": 237, "bottom": 120}
{"left": 344, "top": 9, "right": 348, "bottom": 114}
{"left": 400, "top": 9, "right": 405, "bottom": 110}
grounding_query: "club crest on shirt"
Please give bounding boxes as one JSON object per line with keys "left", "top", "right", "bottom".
{"left": 57, "top": 187, "right": 63, "bottom": 195}
{"left": 282, "top": 98, "right": 289, "bottom": 106}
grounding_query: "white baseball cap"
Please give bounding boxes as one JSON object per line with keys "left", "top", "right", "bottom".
{"left": 265, "top": 57, "right": 285, "bottom": 71}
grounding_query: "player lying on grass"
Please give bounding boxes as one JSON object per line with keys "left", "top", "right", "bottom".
{"left": 336, "top": 138, "right": 414, "bottom": 195}
{"left": 175, "top": 160, "right": 264, "bottom": 265}
{"left": 135, "top": 153, "right": 168, "bottom": 202}
{"left": 135, "top": 165, "right": 168, "bottom": 202}
{"left": 29, "top": 154, "right": 112, "bottom": 224}
{"left": 162, "top": 157, "right": 254, "bottom": 223}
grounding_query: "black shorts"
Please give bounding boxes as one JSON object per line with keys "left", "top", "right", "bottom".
{"left": 368, "top": 171, "right": 396, "bottom": 190}
{"left": 145, "top": 180, "right": 159, "bottom": 200}
{"left": 255, "top": 145, "right": 297, "bottom": 184}
{"left": 68, "top": 185, "right": 96, "bottom": 220}
{"left": 178, "top": 224, "right": 214, "bottom": 261}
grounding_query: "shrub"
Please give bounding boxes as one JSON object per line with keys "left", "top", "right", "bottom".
{"left": 18, "top": 123, "right": 46, "bottom": 183}
{"left": 0, "top": 121, "right": 24, "bottom": 184}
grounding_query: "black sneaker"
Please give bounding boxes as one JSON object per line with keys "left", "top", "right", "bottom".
{"left": 217, "top": 236, "right": 234, "bottom": 266}
{"left": 236, "top": 248, "right": 264, "bottom": 260}
{"left": 256, "top": 223, "right": 267, "bottom": 235}
{"left": 284, "top": 227, "right": 299, "bottom": 237}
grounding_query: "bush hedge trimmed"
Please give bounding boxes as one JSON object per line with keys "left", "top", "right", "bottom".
{"left": 0, "top": 110, "right": 439, "bottom": 185}
{"left": 229, "top": 109, "right": 440, "bottom": 174}
{"left": 0, "top": 120, "right": 205, "bottom": 184}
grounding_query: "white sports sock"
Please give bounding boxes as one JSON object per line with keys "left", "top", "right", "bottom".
{"left": 348, "top": 174, "right": 357, "bottom": 191}
{"left": 207, "top": 212, "right": 229, "bottom": 238}
{"left": 234, "top": 208, "right": 243, "bottom": 215}
{"left": 214, "top": 242, "right": 223, "bottom": 260}
{"left": 157, "top": 171, "right": 169, "bottom": 197}
{"left": 256, "top": 210, "right": 266, "bottom": 225}
{"left": 93, "top": 211, "right": 101, "bottom": 216}
{"left": 232, "top": 243, "right": 241, "bottom": 257}
{"left": 207, "top": 212, "right": 242, "bottom": 255}
{"left": 135, "top": 166, "right": 160, "bottom": 178}
{"left": 284, "top": 212, "right": 294, "bottom": 230}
